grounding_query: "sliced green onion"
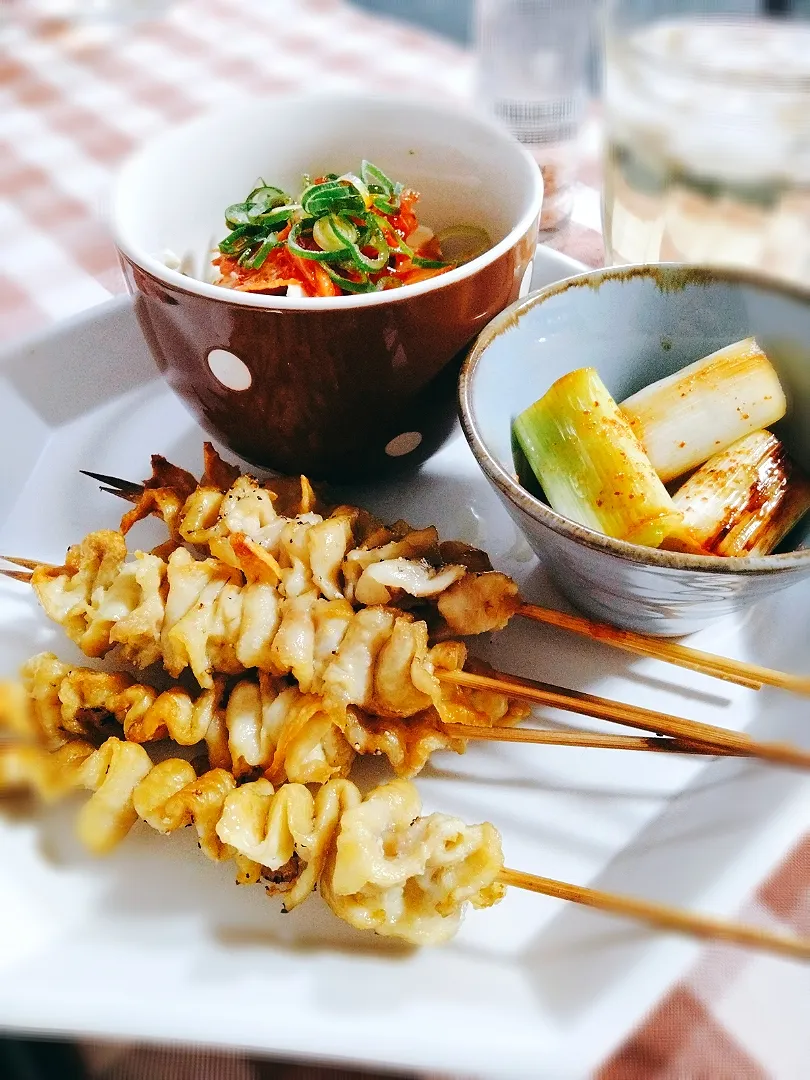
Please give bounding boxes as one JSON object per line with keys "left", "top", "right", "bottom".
{"left": 340, "top": 172, "right": 373, "bottom": 209}
{"left": 334, "top": 216, "right": 361, "bottom": 245}
{"left": 323, "top": 265, "right": 377, "bottom": 293}
{"left": 308, "top": 194, "right": 364, "bottom": 218}
{"left": 302, "top": 179, "right": 344, "bottom": 198}
{"left": 436, "top": 225, "right": 490, "bottom": 264}
{"left": 287, "top": 222, "right": 345, "bottom": 263}
{"left": 301, "top": 180, "right": 364, "bottom": 216}
{"left": 299, "top": 182, "right": 335, "bottom": 213}
{"left": 394, "top": 231, "right": 450, "bottom": 269}
{"left": 216, "top": 161, "right": 471, "bottom": 297}
{"left": 410, "top": 254, "right": 450, "bottom": 269}
{"left": 393, "top": 234, "right": 414, "bottom": 255}
{"left": 224, "top": 204, "right": 252, "bottom": 227}
{"left": 344, "top": 224, "right": 389, "bottom": 273}
{"left": 248, "top": 236, "right": 279, "bottom": 269}
{"left": 250, "top": 203, "right": 299, "bottom": 228}
{"left": 218, "top": 223, "right": 261, "bottom": 254}
{"left": 620, "top": 338, "right": 787, "bottom": 483}
{"left": 371, "top": 194, "right": 400, "bottom": 215}
{"left": 361, "top": 160, "right": 395, "bottom": 194}
{"left": 246, "top": 184, "right": 288, "bottom": 209}
{"left": 350, "top": 248, "right": 388, "bottom": 273}
{"left": 313, "top": 214, "right": 358, "bottom": 252}
{"left": 514, "top": 367, "right": 684, "bottom": 548}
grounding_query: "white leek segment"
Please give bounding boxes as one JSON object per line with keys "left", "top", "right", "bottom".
{"left": 513, "top": 368, "right": 685, "bottom": 548}
{"left": 671, "top": 430, "right": 810, "bottom": 557}
{"left": 620, "top": 338, "right": 787, "bottom": 483}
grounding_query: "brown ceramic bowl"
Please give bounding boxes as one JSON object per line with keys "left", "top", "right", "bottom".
{"left": 111, "top": 95, "right": 543, "bottom": 480}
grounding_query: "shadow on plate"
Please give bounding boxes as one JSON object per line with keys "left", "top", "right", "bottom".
{"left": 1, "top": 300, "right": 156, "bottom": 429}
{"left": 517, "top": 687, "right": 810, "bottom": 1021}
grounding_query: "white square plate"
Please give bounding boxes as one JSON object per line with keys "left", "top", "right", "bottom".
{"left": 1, "top": 249, "right": 808, "bottom": 1078}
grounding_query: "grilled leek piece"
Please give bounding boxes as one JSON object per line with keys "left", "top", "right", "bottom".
{"left": 620, "top": 338, "right": 786, "bottom": 483}
{"left": 513, "top": 368, "right": 684, "bottom": 548}
{"left": 671, "top": 430, "right": 810, "bottom": 557}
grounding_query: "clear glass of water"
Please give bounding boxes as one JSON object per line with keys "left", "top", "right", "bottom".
{"left": 475, "top": 0, "right": 595, "bottom": 236}
{"left": 603, "top": 0, "right": 810, "bottom": 285}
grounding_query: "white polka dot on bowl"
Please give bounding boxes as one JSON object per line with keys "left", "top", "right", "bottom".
{"left": 385, "top": 431, "right": 423, "bottom": 457}
{"left": 207, "top": 348, "right": 252, "bottom": 391}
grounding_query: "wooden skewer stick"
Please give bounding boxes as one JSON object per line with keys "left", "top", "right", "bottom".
{"left": 443, "top": 723, "right": 739, "bottom": 756}
{"left": 499, "top": 867, "right": 810, "bottom": 961}
{"left": 79, "top": 469, "right": 143, "bottom": 499}
{"left": 437, "top": 669, "right": 810, "bottom": 770}
{"left": 0, "top": 569, "right": 33, "bottom": 583}
{"left": 518, "top": 603, "right": 810, "bottom": 696}
{"left": 0, "top": 555, "right": 54, "bottom": 583}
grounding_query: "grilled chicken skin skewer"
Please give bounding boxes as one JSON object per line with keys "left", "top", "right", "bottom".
{"left": 1, "top": 651, "right": 522, "bottom": 782}
{"left": 4, "top": 732, "right": 807, "bottom": 958}
{"left": 1, "top": 733, "right": 504, "bottom": 946}
{"left": 83, "top": 443, "right": 521, "bottom": 638}
{"left": 15, "top": 530, "right": 527, "bottom": 738}
{"left": 79, "top": 445, "right": 810, "bottom": 697}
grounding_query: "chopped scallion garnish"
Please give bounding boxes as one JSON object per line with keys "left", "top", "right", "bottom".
{"left": 313, "top": 214, "right": 357, "bottom": 253}
{"left": 214, "top": 160, "right": 490, "bottom": 296}
{"left": 249, "top": 237, "right": 279, "bottom": 269}
{"left": 287, "top": 222, "right": 345, "bottom": 263}
{"left": 361, "top": 159, "right": 395, "bottom": 194}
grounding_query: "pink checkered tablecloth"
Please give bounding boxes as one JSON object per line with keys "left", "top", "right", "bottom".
{"left": 1, "top": 1, "right": 808, "bottom": 1077}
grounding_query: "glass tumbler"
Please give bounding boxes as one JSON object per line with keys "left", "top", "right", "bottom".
{"left": 603, "top": 0, "right": 810, "bottom": 285}
{"left": 475, "top": 0, "right": 595, "bottom": 236}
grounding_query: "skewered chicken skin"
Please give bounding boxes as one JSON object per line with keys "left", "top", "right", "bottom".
{"left": 1, "top": 651, "right": 523, "bottom": 781}
{"left": 96, "top": 444, "right": 521, "bottom": 637}
{"left": 29, "top": 532, "right": 528, "bottom": 732}
{"left": 1, "top": 734, "right": 504, "bottom": 944}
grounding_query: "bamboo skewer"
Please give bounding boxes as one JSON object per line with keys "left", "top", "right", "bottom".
{"left": 498, "top": 867, "right": 810, "bottom": 961}
{"left": 0, "top": 556, "right": 41, "bottom": 581}
{"left": 79, "top": 469, "right": 143, "bottom": 498}
{"left": 518, "top": 603, "right": 810, "bottom": 695}
{"left": 0, "top": 557, "right": 41, "bottom": 569}
{"left": 443, "top": 723, "right": 739, "bottom": 756}
{"left": 0, "top": 569, "right": 34, "bottom": 582}
{"left": 439, "top": 669, "right": 810, "bottom": 770}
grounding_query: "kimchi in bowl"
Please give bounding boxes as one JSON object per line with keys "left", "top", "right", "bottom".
{"left": 111, "top": 94, "right": 543, "bottom": 480}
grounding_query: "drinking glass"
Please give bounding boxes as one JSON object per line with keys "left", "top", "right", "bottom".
{"left": 603, "top": 0, "right": 810, "bottom": 284}
{"left": 475, "top": 0, "right": 595, "bottom": 236}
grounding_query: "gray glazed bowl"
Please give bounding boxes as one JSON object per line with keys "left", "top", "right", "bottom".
{"left": 459, "top": 264, "right": 810, "bottom": 636}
